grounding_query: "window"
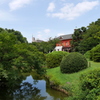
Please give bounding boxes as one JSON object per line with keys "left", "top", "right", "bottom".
{"left": 66, "top": 42, "right": 69, "bottom": 46}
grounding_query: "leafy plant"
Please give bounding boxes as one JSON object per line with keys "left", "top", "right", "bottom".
{"left": 79, "top": 68, "right": 100, "bottom": 100}
{"left": 46, "top": 51, "right": 69, "bottom": 68}
{"left": 90, "top": 44, "right": 100, "bottom": 62}
{"left": 60, "top": 52, "right": 88, "bottom": 73}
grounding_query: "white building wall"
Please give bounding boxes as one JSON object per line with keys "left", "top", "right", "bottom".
{"left": 54, "top": 46, "right": 63, "bottom": 51}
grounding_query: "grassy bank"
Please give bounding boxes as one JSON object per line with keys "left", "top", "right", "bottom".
{"left": 46, "top": 61, "right": 100, "bottom": 98}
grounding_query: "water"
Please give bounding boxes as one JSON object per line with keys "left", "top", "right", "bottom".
{"left": 0, "top": 75, "right": 67, "bottom": 100}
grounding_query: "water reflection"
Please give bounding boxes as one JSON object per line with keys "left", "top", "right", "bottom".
{"left": 0, "top": 75, "right": 67, "bottom": 100}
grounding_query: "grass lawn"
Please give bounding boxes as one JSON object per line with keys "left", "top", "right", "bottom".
{"left": 46, "top": 61, "right": 100, "bottom": 96}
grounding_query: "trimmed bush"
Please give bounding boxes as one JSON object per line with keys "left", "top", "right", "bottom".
{"left": 46, "top": 51, "right": 69, "bottom": 68}
{"left": 79, "top": 68, "right": 100, "bottom": 100}
{"left": 90, "top": 44, "right": 100, "bottom": 62}
{"left": 60, "top": 52, "right": 88, "bottom": 73}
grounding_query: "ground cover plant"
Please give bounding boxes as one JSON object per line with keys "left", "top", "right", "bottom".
{"left": 79, "top": 68, "right": 100, "bottom": 100}
{"left": 46, "top": 61, "right": 100, "bottom": 100}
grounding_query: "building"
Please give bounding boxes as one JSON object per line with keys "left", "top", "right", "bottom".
{"left": 55, "top": 34, "right": 72, "bottom": 52}
{"left": 32, "top": 36, "right": 43, "bottom": 43}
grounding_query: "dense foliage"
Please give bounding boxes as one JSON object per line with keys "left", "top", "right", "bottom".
{"left": 79, "top": 68, "right": 100, "bottom": 100}
{"left": 60, "top": 52, "right": 88, "bottom": 73}
{"left": 32, "top": 38, "right": 60, "bottom": 53}
{"left": 71, "top": 27, "right": 87, "bottom": 52}
{"left": 0, "top": 27, "right": 28, "bottom": 43}
{"left": 46, "top": 51, "right": 69, "bottom": 68}
{"left": 71, "top": 18, "right": 100, "bottom": 54}
{"left": 0, "top": 30, "right": 45, "bottom": 87}
{"left": 90, "top": 44, "right": 100, "bottom": 62}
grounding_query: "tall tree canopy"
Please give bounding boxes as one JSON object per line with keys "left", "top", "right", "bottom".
{"left": 0, "top": 27, "right": 28, "bottom": 43}
{"left": 79, "top": 19, "right": 100, "bottom": 53}
{"left": 71, "top": 27, "right": 87, "bottom": 52}
{"left": 0, "top": 31, "right": 45, "bottom": 87}
{"left": 71, "top": 18, "right": 100, "bottom": 54}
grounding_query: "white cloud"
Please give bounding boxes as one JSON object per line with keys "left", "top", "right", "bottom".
{"left": 47, "top": 0, "right": 99, "bottom": 20}
{"left": 44, "top": 29, "right": 51, "bottom": 33}
{"left": 47, "top": 2, "right": 55, "bottom": 12}
{"left": 9, "top": 0, "right": 32, "bottom": 11}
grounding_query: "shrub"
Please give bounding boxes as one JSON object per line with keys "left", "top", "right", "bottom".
{"left": 90, "top": 44, "right": 100, "bottom": 62}
{"left": 60, "top": 52, "right": 88, "bottom": 73}
{"left": 46, "top": 51, "right": 69, "bottom": 68}
{"left": 79, "top": 68, "right": 100, "bottom": 100}
{"left": 84, "top": 50, "right": 91, "bottom": 61}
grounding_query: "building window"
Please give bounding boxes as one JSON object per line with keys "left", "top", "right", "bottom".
{"left": 66, "top": 42, "right": 69, "bottom": 46}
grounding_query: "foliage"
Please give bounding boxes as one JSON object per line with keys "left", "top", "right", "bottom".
{"left": 79, "top": 68, "right": 100, "bottom": 100}
{"left": 71, "top": 18, "right": 100, "bottom": 54}
{"left": 46, "top": 51, "right": 69, "bottom": 68}
{"left": 90, "top": 44, "right": 100, "bottom": 62}
{"left": 84, "top": 50, "right": 91, "bottom": 61}
{"left": 5, "top": 28, "right": 28, "bottom": 43}
{"left": 71, "top": 27, "right": 87, "bottom": 52}
{"left": 31, "top": 38, "right": 60, "bottom": 53}
{"left": 60, "top": 52, "right": 88, "bottom": 73}
{"left": 0, "top": 32, "right": 45, "bottom": 87}
{"left": 0, "top": 27, "right": 28, "bottom": 43}
{"left": 46, "top": 61, "right": 100, "bottom": 100}
{"left": 80, "top": 22, "right": 100, "bottom": 54}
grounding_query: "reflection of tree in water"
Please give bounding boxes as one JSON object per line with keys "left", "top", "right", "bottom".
{"left": 0, "top": 82, "right": 47, "bottom": 100}
{"left": 14, "top": 82, "right": 47, "bottom": 100}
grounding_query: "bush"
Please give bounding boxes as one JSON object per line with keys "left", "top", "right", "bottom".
{"left": 90, "top": 44, "right": 100, "bottom": 62}
{"left": 60, "top": 52, "right": 88, "bottom": 73}
{"left": 79, "top": 68, "right": 100, "bottom": 100}
{"left": 84, "top": 50, "right": 91, "bottom": 61}
{"left": 46, "top": 51, "right": 69, "bottom": 68}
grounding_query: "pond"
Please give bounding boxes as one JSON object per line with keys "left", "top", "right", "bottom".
{"left": 0, "top": 74, "right": 67, "bottom": 100}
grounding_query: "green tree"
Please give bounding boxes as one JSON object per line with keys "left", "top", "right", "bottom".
{"left": 71, "top": 27, "right": 87, "bottom": 52}
{"left": 32, "top": 38, "right": 59, "bottom": 53}
{"left": 0, "top": 32, "right": 45, "bottom": 87}
{"left": 80, "top": 21, "right": 100, "bottom": 54}
{"left": 5, "top": 28, "right": 28, "bottom": 43}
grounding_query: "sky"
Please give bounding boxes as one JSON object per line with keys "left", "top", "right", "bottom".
{"left": 0, "top": 0, "right": 100, "bottom": 42}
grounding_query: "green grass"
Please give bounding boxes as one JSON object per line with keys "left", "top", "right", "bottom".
{"left": 46, "top": 61, "right": 100, "bottom": 96}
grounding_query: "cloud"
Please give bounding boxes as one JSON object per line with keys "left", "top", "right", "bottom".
{"left": 47, "top": 0, "right": 99, "bottom": 20}
{"left": 44, "top": 29, "right": 51, "bottom": 33}
{"left": 9, "top": 0, "right": 32, "bottom": 11}
{"left": 47, "top": 2, "right": 55, "bottom": 12}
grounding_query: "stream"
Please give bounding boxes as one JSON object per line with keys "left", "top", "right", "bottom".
{"left": 0, "top": 74, "right": 67, "bottom": 100}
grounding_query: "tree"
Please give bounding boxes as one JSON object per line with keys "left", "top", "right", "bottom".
{"left": 71, "top": 18, "right": 100, "bottom": 54}
{"left": 80, "top": 21, "right": 100, "bottom": 54}
{"left": 32, "top": 38, "right": 60, "bottom": 53}
{"left": 5, "top": 28, "right": 28, "bottom": 43}
{"left": 0, "top": 32, "right": 45, "bottom": 87}
{"left": 71, "top": 27, "right": 87, "bottom": 52}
